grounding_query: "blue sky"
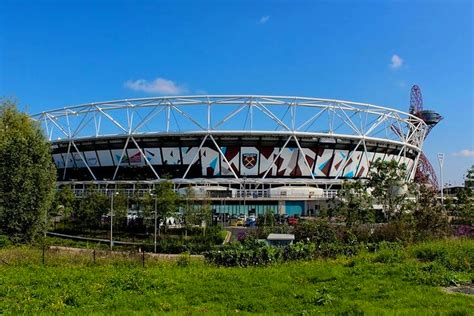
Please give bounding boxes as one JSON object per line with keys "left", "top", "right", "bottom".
{"left": 0, "top": 0, "right": 472, "bottom": 185}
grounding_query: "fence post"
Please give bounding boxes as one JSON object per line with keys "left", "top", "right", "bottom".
{"left": 142, "top": 251, "right": 145, "bottom": 268}
{"left": 93, "top": 249, "right": 96, "bottom": 264}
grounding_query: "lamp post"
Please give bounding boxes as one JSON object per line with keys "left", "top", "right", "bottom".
{"left": 243, "top": 175, "right": 247, "bottom": 216}
{"left": 154, "top": 193, "right": 158, "bottom": 253}
{"left": 110, "top": 191, "right": 119, "bottom": 250}
{"left": 437, "top": 153, "right": 445, "bottom": 207}
{"left": 149, "top": 190, "right": 158, "bottom": 253}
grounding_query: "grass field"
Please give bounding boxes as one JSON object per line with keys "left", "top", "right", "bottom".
{"left": 0, "top": 239, "right": 473, "bottom": 314}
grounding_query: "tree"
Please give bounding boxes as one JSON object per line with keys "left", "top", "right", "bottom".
{"left": 455, "top": 187, "right": 473, "bottom": 219}
{"left": 465, "top": 165, "right": 474, "bottom": 189}
{"left": 141, "top": 191, "right": 155, "bottom": 234}
{"left": 181, "top": 186, "right": 200, "bottom": 236}
{"left": 412, "top": 183, "right": 450, "bottom": 240}
{"left": 338, "top": 180, "right": 374, "bottom": 227}
{"left": 51, "top": 185, "right": 75, "bottom": 217}
{"left": 367, "top": 159, "right": 414, "bottom": 221}
{"left": 262, "top": 208, "right": 275, "bottom": 227}
{"left": 195, "top": 197, "right": 213, "bottom": 236}
{"left": 76, "top": 190, "right": 109, "bottom": 229}
{"left": 153, "top": 180, "right": 182, "bottom": 232}
{"left": 0, "top": 100, "right": 56, "bottom": 242}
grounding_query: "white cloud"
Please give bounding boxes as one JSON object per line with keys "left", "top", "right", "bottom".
{"left": 124, "top": 77, "right": 188, "bottom": 95}
{"left": 390, "top": 54, "right": 404, "bottom": 70}
{"left": 259, "top": 16, "right": 270, "bottom": 24}
{"left": 453, "top": 149, "right": 474, "bottom": 157}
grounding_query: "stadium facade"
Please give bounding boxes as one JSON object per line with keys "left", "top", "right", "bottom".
{"left": 33, "top": 96, "right": 428, "bottom": 216}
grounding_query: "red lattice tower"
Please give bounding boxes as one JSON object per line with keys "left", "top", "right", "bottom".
{"left": 409, "top": 85, "right": 442, "bottom": 188}
{"left": 410, "top": 84, "right": 423, "bottom": 114}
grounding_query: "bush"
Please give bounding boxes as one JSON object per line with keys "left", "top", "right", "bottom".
{"left": 410, "top": 239, "right": 473, "bottom": 272}
{"left": 283, "top": 242, "right": 316, "bottom": 261}
{"left": 204, "top": 240, "right": 283, "bottom": 267}
{"left": 372, "top": 242, "right": 405, "bottom": 264}
{"left": 293, "top": 220, "right": 337, "bottom": 244}
{"left": 453, "top": 225, "right": 473, "bottom": 237}
{"left": 0, "top": 234, "right": 10, "bottom": 248}
{"left": 205, "top": 237, "right": 367, "bottom": 267}
{"left": 369, "top": 222, "right": 413, "bottom": 243}
{"left": 404, "top": 262, "right": 460, "bottom": 286}
{"left": 315, "top": 242, "right": 361, "bottom": 258}
{"left": 176, "top": 252, "right": 191, "bottom": 267}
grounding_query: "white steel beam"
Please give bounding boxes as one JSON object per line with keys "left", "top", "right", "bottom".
{"left": 209, "top": 134, "right": 239, "bottom": 180}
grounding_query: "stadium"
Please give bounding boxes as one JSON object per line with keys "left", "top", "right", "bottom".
{"left": 32, "top": 95, "right": 429, "bottom": 217}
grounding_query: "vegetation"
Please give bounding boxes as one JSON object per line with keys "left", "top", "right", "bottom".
{"left": 338, "top": 180, "right": 374, "bottom": 227}
{"left": 465, "top": 165, "right": 474, "bottom": 188}
{"left": 50, "top": 185, "right": 75, "bottom": 218}
{"left": 0, "top": 100, "right": 56, "bottom": 243}
{"left": 411, "top": 183, "right": 451, "bottom": 240}
{"left": 367, "top": 159, "right": 414, "bottom": 221}
{"left": 153, "top": 180, "right": 182, "bottom": 228}
{"left": 0, "top": 239, "right": 472, "bottom": 314}
{"left": 75, "top": 190, "right": 110, "bottom": 229}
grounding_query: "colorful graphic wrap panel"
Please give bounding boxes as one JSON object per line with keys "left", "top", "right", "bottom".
{"left": 314, "top": 149, "right": 334, "bottom": 177}
{"left": 298, "top": 148, "right": 318, "bottom": 176}
{"left": 72, "top": 152, "right": 86, "bottom": 168}
{"left": 55, "top": 145, "right": 416, "bottom": 179}
{"left": 96, "top": 150, "right": 114, "bottom": 167}
{"left": 357, "top": 152, "right": 374, "bottom": 178}
{"left": 126, "top": 149, "right": 144, "bottom": 166}
{"left": 201, "top": 147, "right": 220, "bottom": 176}
{"left": 62, "top": 153, "right": 76, "bottom": 168}
{"left": 162, "top": 147, "right": 181, "bottom": 165}
{"left": 329, "top": 150, "right": 349, "bottom": 177}
{"left": 83, "top": 151, "right": 99, "bottom": 167}
{"left": 144, "top": 148, "right": 162, "bottom": 165}
{"left": 111, "top": 149, "right": 128, "bottom": 166}
{"left": 343, "top": 151, "right": 363, "bottom": 178}
{"left": 53, "top": 154, "right": 65, "bottom": 168}
{"left": 275, "top": 148, "right": 299, "bottom": 177}
{"left": 221, "top": 146, "right": 240, "bottom": 176}
{"left": 181, "top": 147, "right": 199, "bottom": 165}
{"left": 258, "top": 147, "right": 279, "bottom": 176}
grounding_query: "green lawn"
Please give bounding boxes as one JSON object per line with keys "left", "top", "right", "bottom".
{"left": 0, "top": 240, "right": 473, "bottom": 314}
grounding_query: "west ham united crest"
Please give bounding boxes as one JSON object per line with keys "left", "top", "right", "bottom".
{"left": 242, "top": 153, "right": 257, "bottom": 169}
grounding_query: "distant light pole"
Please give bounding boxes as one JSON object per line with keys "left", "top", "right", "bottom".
{"left": 243, "top": 175, "right": 247, "bottom": 216}
{"left": 149, "top": 190, "right": 158, "bottom": 253}
{"left": 153, "top": 193, "right": 158, "bottom": 253}
{"left": 437, "top": 153, "right": 445, "bottom": 207}
{"left": 110, "top": 191, "right": 119, "bottom": 250}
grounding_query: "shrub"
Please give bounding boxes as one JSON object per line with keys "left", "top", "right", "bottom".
{"left": 0, "top": 234, "right": 10, "bottom": 248}
{"left": 369, "top": 222, "right": 413, "bottom": 243}
{"left": 283, "top": 242, "right": 316, "bottom": 261}
{"left": 404, "top": 262, "right": 460, "bottom": 286}
{"left": 204, "top": 241, "right": 283, "bottom": 267}
{"left": 453, "top": 225, "right": 473, "bottom": 237}
{"left": 315, "top": 242, "right": 360, "bottom": 258}
{"left": 176, "top": 252, "right": 191, "bottom": 267}
{"left": 410, "top": 239, "right": 473, "bottom": 272}
{"left": 293, "top": 220, "right": 337, "bottom": 244}
{"left": 372, "top": 242, "right": 405, "bottom": 264}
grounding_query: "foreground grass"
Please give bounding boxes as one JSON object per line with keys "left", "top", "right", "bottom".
{"left": 0, "top": 239, "right": 473, "bottom": 314}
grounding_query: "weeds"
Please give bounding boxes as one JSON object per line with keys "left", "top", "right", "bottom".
{"left": 0, "top": 239, "right": 473, "bottom": 314}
